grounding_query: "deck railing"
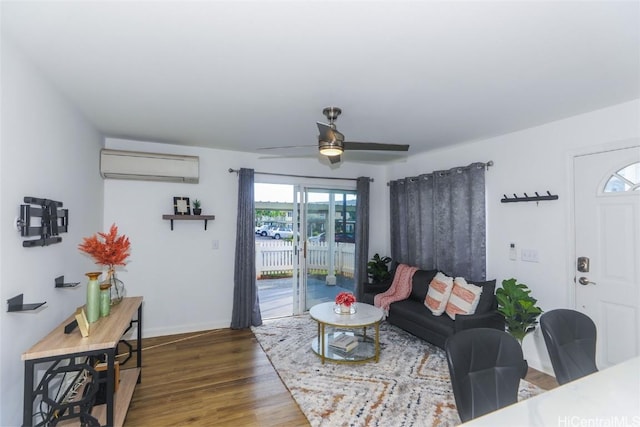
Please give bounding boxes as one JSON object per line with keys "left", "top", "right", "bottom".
{"left": 256, "top": 241, "right": 355, "bottom": 279}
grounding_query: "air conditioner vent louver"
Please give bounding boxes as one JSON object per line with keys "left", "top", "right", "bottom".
{"left": 100, "top": 149, "right": 199, "bottom": 183}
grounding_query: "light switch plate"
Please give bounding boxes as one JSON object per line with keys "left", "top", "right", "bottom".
{"left": 521, "top": 248, "right": 539, "bottom": 263}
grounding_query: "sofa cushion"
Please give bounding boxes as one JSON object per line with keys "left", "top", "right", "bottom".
{"left": 445, "top": 278, "right": 483, "bottom": 320}
{"left": 409, "top": 269, "right": 438, "bottom": 301}
{"left": 424, "top": 272, "right": 454, "bottom": 316}
{"left": 469, "top": 279, "right": 497, "bottom": 314}
{"left": 389, "top": 299, "right": 455, "bottom": 337}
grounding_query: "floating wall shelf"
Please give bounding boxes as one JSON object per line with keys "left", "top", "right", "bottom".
{"left": 162, "top": 214, "right": 215, "bottom": 231}
{"left": 7, "top": 294, "right": 46, "bottom": 312}
{"left": 54, "top": 275, "right": 80, "bottom": 288}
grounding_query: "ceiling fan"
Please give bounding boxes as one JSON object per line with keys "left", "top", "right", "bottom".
{"left": 260, "top": 107, "right": 410, "bottom": 164}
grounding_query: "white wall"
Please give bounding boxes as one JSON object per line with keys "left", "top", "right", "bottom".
{"left": 0, "top": 40, "right": 104, "bottom": 425}
{"left": 103, "top": 138, "right": 390, "bottom": 337}
{"left": 387, "top": 99, "right": 640, "bottom": 373}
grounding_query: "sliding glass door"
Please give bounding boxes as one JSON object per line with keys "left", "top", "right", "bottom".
{"left": 301, "top": 187, "right": 356, "bottom": 311}
{"left": 255, "top": 183, "right": 356, "bottom": 318}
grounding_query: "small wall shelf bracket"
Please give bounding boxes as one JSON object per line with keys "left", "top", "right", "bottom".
{"left": 7, "top": 294, "right": 46, "bottom": 312}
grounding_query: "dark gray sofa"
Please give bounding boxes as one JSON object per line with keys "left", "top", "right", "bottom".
{"left": 362, "top": 269, "right": 504, "bottom": 349}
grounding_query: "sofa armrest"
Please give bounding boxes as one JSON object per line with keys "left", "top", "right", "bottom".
{"left": 453, "top": 310, "right": 505, "bottom": 332}
{"left": 364, "top": 280, "right": 392, "bottom": 295}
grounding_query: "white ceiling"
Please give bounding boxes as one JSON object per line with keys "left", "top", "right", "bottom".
{"left": 2, "top": 1, "right": 639, "bottom": 163}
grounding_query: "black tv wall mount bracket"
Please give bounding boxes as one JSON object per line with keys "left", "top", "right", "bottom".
{"left": 16, "top": 197, "right": 68, "bottom": 247}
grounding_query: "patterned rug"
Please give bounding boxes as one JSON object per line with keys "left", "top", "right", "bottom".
{"left": 251, "top": 315, "right": 543, "bottom": 427}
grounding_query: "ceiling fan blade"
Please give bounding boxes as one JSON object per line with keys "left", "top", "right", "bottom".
{"left": 328, "top": 155, "right": 341, "bottom": 164}
{"left": 258, "top": 144, "right": 316, "bottom": 150}
{"left": 316, "top": 122, "right": 344, "bottom": 142}
{"left": 343, "top": 141, "right": 410, "bottom": 152}
{"left": 317, "top": 122, "right": 332, "bottom": 140}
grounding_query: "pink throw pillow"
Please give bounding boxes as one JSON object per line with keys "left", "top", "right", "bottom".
{"left": 424, "top": 272, "right": 454, "bottom": 316}
{"left": 445, "top": 277, "right": 483, "bottom": 320}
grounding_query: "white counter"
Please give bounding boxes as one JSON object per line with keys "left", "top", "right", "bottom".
{"left": 463, "top": 356, "right": 640, "bottom": 427}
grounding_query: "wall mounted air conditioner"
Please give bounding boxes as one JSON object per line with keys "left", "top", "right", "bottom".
{"left": 100, "top": 149, "right": 199, "bottom": 184}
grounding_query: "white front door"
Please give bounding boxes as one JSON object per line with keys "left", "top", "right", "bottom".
{"left": 574, "top": 145, "right": 640, "bottom": 368}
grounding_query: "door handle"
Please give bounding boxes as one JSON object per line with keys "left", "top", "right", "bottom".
{"left": 578, "top": 277, "right": 596, "bottom": 286}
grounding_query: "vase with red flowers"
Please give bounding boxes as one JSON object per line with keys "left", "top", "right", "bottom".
{"left": 335, "top": 291, "right": 357, "bottom": 314}
{"left": 79, "top": 224, "right": 131, "bottom": 305}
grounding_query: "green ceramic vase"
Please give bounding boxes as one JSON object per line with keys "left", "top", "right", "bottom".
{"left": 85, "top": 272, "right": 101, "bottom": 323}
{"left": 100, "top": 283, "right": 111, "bottom": 317}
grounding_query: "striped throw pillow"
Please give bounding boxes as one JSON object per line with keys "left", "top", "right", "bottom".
{"left": 424, "top": 272, "right": 454, "bottom": 316}
{"left": 445, "top": 277, "right": 483, "bottom": 320}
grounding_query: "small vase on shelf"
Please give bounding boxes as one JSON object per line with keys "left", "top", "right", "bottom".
{"left": 85, "top": 272, "right": 101, "bottom": 323}
{"left": 104, "top": 268, "right": 125, "bottom": 305}
{"left": 192, "top": 199, "right": 202, "bottom": 215}
{"left": 100, "top": 283, "right": 111, "bottom": 317}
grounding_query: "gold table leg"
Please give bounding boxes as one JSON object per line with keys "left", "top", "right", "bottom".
{"left": 375, "top": 322, "right": 380, "bottom": 362}
{"left": 320, "top": 322, "right": 326, "bottom": 364}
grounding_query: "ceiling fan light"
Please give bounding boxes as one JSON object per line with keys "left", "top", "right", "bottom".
{"left": 320, "top": 147, "right": 343, "bottom": 156}
{"left": 319, "top": 140, "right": 343, "bottom": 156}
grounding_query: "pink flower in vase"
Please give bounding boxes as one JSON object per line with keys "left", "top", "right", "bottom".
{"left": 335, "top": 292, "right": 356, "bottom": 307}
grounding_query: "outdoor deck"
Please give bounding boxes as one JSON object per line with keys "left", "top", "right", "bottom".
{"left": 258, "top": 274, "right": 355, "bottom": 319}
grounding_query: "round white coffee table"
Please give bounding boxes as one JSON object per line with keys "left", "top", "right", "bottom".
{"left": 309, "top": 302, "right": 384, "bottom": 364}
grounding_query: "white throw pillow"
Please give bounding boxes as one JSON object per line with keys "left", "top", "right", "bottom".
{"left": 424, "top": 272, "right": 454, "bottom": 316}
{"left": 445, "top": 277, "right": 483, "bottom": 320}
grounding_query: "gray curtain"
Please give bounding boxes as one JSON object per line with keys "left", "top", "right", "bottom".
{"left": 231, "top": 168, "right": 262, "bottom": 329}
{"left": 389, "top": 162, "right": 486, "bottom": 281}
{"left": 354, "top": 177, "right": 370, "bottom": 300}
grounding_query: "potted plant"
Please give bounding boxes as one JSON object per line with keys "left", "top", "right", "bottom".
{"left": 367, "top": 254, "right": 392, "bottom": 283}
{"left": 192, "top": 199, "right": 202, "bottom": 215}
{"left": 496, "top": 278, "right": 543, "bottom": 344}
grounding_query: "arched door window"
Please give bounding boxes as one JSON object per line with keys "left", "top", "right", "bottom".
{"left": 603, "top": 161, "right": 640, "bottom": 193}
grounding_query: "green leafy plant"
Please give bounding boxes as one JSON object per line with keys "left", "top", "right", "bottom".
{"left": 367, "top": 254, "right": 392, "bottom": 283}
{"left": 192, "top": 199, "right": 201, "bottom": 209}
{"left": 496, "top": 278, "right": 543, "bottom": 344}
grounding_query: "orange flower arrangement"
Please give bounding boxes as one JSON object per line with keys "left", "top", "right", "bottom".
{"left": 78, "top": 224, "right": 131, "bottom": 268}
{"left": 335, "top": 291, "right": 356, "bottom": 307}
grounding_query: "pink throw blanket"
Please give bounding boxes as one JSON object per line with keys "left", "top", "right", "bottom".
{"left": 374, "top": 264, "right": 418, "bottom": 316}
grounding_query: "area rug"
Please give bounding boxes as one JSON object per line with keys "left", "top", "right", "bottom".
{"left": 251, "top": 315, "right": 543, "bottom": 427}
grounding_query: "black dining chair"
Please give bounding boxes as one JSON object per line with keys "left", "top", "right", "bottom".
{"left": 445, "top": 328, "right": 527, "bottom": 423}
{"left": 540, "top": 309, "right": 598, "bottom": 385}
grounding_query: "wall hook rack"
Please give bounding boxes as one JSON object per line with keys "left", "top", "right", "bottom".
{"left": 501, "top": 191, "right": 559, "bottom": 203}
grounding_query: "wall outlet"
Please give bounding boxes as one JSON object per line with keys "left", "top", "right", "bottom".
{"left": 509, "top": 243, "right": 517, "bottom": 261}
{"left": 212, "top": 240, "right": 219, "bottom": 250}
{"left": 521, "top": 248, "right": 539, "bottom": 263}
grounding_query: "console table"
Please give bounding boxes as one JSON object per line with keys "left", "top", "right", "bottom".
{"left": 22, "top": 296, "right": 143, "bottom": 427}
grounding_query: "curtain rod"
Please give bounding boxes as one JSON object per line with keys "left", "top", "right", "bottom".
{"left": 228, "top": 168, "right": 374, "bottom": 182}
{"left": 386, "top": 160, "right": 494, "bottom": 185}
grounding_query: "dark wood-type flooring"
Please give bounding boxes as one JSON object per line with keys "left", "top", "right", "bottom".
{"left": 123, "top": 328, "right": 559, "bottom": 426}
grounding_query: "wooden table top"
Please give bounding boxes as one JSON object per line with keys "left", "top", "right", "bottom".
{"left": 22, "top": 296, "right": 143, "bottom": 361}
